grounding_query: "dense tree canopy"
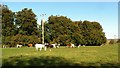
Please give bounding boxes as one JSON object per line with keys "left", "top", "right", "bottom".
{"left": 45, "top": 15, "right": 73, "bottom": 45}
{"left": 81, "top": 21, "right": 106, "bottom": 45}
{"left": 15, "top": 8, "right": 39, "bottom": 35}
{"left": 44, "top": 15, "right": 106, "bottom": 46}
{"left": 2, "top": 5, "right": 15, "bottom": 36}
{"left": 2, "top": 6, "right": 41, "bottom": 46}
{"left": 2, "top": 5, "right": 107, "bottom": 47}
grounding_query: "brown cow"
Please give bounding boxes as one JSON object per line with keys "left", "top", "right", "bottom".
{"left": 66, "top": 43, "right": 75, "bottom": 48}
{"left": 66, "top": 44, "right": 71, "bottom": 48}
{"left": 28, "top": 44, "right": 33, "bottom": 47}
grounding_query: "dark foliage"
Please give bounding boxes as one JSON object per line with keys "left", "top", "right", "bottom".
{"left": 2, "top": 34, "right": 41, "bottom": 47}
{"left": 2, "top": 5, "right": 15, "bottom": 36}
{"left": 45, "top": 15, "right": 106, "bottom": 46}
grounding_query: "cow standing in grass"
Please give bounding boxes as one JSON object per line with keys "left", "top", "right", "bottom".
{"left": 66, "top": 43, "right": 75, "bottom": 48}
{"left": 17, "top": 44, "right": 22, "bottom": 48}
{"left": 71, "top": 44, "right": 75, "bottom": 48}
{"left": 51, "top": 44, "right": 56, "bottom": 48}
{"left": 76, "top": 44, "right": 81, "bottom": 48}
{"left": 56, "top": 44, "right": 60, "bottom": 48}
{"left": 2, "top": 45, "right": 6, "bottom": 48}
{"left": 35, "top": 44, "right": 46, "bottom": 51}
{"left": 28, "top": 44, "right": 33, "bottom": 47}
{"left": 35, "top": 43, "right": 60, "bottom": 51}
{"left": 45, "top": 43, "right": 53, "bottom": 51}
{"left": 51, "top": 43, "right": 60, "bottom": 48}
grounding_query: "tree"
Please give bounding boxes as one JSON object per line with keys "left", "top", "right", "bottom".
{"left": 47, "top": 15, "right": 73, "bottom": 44}
{"left": 15, "top": 8, "right": 39, "bottom": 35}
{"left": 71, "top": 21, "right": 83, "bottom": 45}
{"left": 44, "top": 22, "right": 51, "bottom": 43}
{"left": 46, "top": 15, "right": 106, "bottom": 46}
{"left": 2, "top": 5, "right": 16, "bottom": 46}
{"left": 2, "top": 5, "right": 15, "bottom": 36}
{"left": 82, "top": 21, "right": 106, "bottom": 46}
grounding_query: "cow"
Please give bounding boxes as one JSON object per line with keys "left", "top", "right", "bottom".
{"left": 28, "top": 44, "right": 33, "bottom": 47}
{"left": 66, "top": 43, "right": 75, "bottom": 48}
{"left": 76, "top": 44, "right": 81, "bottom": 48}
{"left": 51, "top": 44, "right": 57, "bottom": 48}
{"left": 56, "top": 44, "right": 60, "bottom": 48}
{"left": 2, "top": 45, "right": 6, "bottom": 48}
{"left": 71, "top": 43, "right": 75, "bottom": 48}
{"left": 17, "top": 44, "right": 22, "bottom": 48}
{"left": 51, "top": 43, "right": 60, "bottom": 48}
{"left": 66, "top": 44, "right": 71, "bottom": 48}
{"left": 45, "top": 44, "right": 53, "bottom": 51}
{"left": 35, "top": 44, "right": 46, "bottom": 51}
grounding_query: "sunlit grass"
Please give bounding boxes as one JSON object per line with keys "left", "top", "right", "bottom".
{"left": 2, "top": 44, "right": 118, "bottom": 66}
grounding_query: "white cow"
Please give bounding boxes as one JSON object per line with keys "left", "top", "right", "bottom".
{"left": 35, "top": 44, "right": 46, "bottom": 51}
{"left": 3, "top": 45, "right": 6, "bottom": 48}
{"left": 51, "top": 43, "right": 60, "bottom": 48}
{"left": 71, "top": 44, "right": 75, "bottom": 48}
{"left": 51, "top": 44, "right": 56, "bottom": 48}
{"left": 78, "top": 44, "right": 81, "bottom": 48}
{"left": 17, "top": 44, "right": 22, "bottom": 48}
{"left": 56, "top": 44, "right": 60, "bottom": 48}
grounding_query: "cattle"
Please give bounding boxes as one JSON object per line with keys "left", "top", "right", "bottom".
{"left": 66, "top": 43, "right": 75, "bottom": 48}
{"left": 83, "top": 45, "right": 85, "bottom": 47}
{"left": 35, "top": 44, "right": 46, "bottom": 51}
{"left": 76, "top": 44, "right": 81, "bottom": 48}
{"left": 28, "top": 44, "right": 33, "bottom": 47}
{"left": 56, "top": 44, "right": 60, "bottom": 48}
{"left": 35, "top": 43, "right": 61, "bottom": 51}
{"left": 51, "top": 43, "right": 60, "bottom": 48}
{"left": 71, "top": 44, "right": 75, "bottom": 48}
{"left": 66, "top": 44, "right": 71, "bottom": 48}
{"left": 17, "top": 44, "right": 22, "bottom": 48}
{"left": 51, "top": 44, "right": 57, "bottom": 48}
{"left": 45, "top": 44, "right": 53, "bottom": 51}
{"left": 2, "top": 45, "right": 6, "bottom": 48}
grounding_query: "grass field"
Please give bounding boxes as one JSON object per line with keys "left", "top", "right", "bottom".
{"left": 1, "top": 44, "right": 119, "bottom": 67}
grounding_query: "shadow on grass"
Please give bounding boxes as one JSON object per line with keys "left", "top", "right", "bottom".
{"left": 2, "top": 55, "right": 119, "bottom": 68}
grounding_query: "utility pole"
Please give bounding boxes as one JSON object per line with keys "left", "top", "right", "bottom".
{"left": 40, "top": 14, "right": 46, "bottom": 44}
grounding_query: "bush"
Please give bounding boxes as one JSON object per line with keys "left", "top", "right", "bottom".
{"left": 109, "top": 39, "right": 115, "bottom": 44}
{"left": 117, "top": 39, "right": 120, "bottom": 43}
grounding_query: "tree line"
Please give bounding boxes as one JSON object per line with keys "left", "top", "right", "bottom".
{"left": 2, "top": 5, "right": 107, "bottom": 47}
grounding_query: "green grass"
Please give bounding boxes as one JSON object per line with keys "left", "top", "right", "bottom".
{"left": 1, "top": 44, "right": 119, "bottom": 67}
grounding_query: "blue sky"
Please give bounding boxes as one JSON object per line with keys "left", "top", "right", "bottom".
{"left": 2, "top": 2, "right": 118, "bottom": 39}
{"left": 1, "top": 0, "right": 120, "bottom": 2}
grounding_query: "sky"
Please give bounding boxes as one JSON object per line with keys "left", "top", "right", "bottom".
{"left": 1, "top": 0, "right": 120, "bottom": 2}
{"left": 2, "top": 2, "right": 118, "bottom": 39}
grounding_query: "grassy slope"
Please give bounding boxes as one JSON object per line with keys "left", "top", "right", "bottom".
{"left": 1, "top": 44, "right": 118, "bottom": 67}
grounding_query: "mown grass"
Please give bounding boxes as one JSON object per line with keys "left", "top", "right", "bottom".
{"left": 1, "top": 44, "right": 119, "bottom": 67}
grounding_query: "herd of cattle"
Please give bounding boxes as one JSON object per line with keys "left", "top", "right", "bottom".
{"left": 3, "top": 43, "right": 83, "bottom": 51}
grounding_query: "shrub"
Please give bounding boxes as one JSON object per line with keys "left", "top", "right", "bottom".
{"left": 117, "top": 39, "right": 120, "bottom": 43}
{"left": 109, "top": 39, "right": 115, "bottom": 44}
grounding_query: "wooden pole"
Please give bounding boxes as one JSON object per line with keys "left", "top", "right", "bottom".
{"left": 40, "top": 14, "right": 46, "bottom": 44}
